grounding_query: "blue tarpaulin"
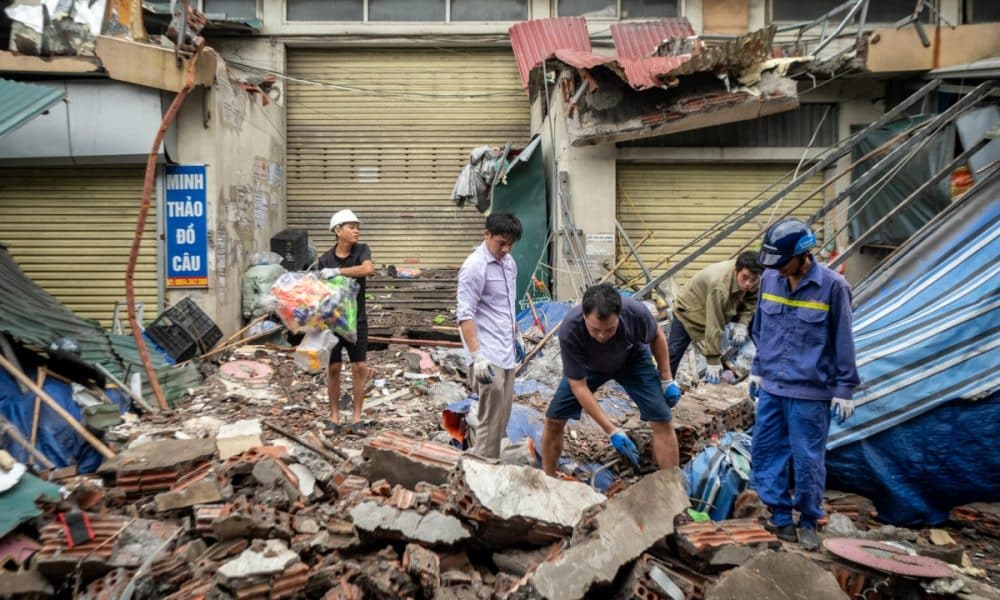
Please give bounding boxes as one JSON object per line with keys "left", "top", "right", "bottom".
{"left": 826, "top": 176, "right": 1000, "bottom": 525}
{"left": 0, "top": 367, "right": 104, "bottom": 473}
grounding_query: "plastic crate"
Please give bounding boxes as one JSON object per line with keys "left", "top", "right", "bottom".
{"left": 271, "top": 228, "right": 309, "bottom": 271}
{"left": 146, "top": 298, "right": 223, "bottom": 362}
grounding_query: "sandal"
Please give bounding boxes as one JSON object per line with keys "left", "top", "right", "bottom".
{"left": 347, "top": 421, "right": 372, "bottom": 436}
{"left": 322, "top": 419, "right": 344, "bottom": 435}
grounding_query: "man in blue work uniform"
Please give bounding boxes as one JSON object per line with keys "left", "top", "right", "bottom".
{"left": 749, "top": 218, "right": 859, "bottom": 551}
{"left": 541, "top": 284, "right": 683, "bottom": 475}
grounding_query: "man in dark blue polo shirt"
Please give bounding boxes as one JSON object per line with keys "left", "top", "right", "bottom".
{"left": 749, "top": 218, "right": 859, "bottom": 551}
{"left": 541, "top": 284, "right": 683, "bottom": 475}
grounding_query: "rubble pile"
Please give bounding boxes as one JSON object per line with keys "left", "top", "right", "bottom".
{"left": 1, "top": 343, "right": 997, "bottom": 599}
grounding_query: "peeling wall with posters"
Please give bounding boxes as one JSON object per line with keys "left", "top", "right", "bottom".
{"left": 168, "top": 43, "right": 286, "bottom": 335}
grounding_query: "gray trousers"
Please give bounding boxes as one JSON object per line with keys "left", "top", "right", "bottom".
{"left": 470, "top": 366, "right": 516, "bottom": 459}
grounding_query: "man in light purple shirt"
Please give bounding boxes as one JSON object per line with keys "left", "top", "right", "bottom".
{"left": 457, "top": 213, "right": 522, "bottom": 459}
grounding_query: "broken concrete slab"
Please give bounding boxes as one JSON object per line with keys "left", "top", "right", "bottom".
{"left": 529, "top": 468, "right": 689, "bottom": 600}
{"left": 251, "top": 458, "right": 301, "bottom": 502}
{"left": 706, "top": 550, "right": 848, "bottom": 600}
{"left": 363, "top": 431, "right": 461, "bottom": 489}
{"left": 217, "top": 539, "right": 299, "bottom": 581}
{"left": 100, "top": 438, "right": 217, "bottom": 475}
{"left": 216, "top": 419, "right": 263, "bottom": 459}
{"left": 350, "top": 501, "right": 471, "bottom": 546}
{"left": 288, "top": 463, "right": 316, "bottom": 497}
{"left": 154, "top": 478, "right": 223, "bottom": 512}
{"left": 451, "top": 457, "right": 606, "bottom": 547}
{"left": 493, "top": 546, "right": 555, "bottom": 577}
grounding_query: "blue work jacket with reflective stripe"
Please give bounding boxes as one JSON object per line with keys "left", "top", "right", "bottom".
{"left": 750, "top": 257, "right": 859, "bottom": 401}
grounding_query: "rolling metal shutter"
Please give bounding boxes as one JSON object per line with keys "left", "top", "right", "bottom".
{"left": 0, "top": 166, "right": 159, "bottom": 327}
{"left": 286, "top": 48, "right": 529, "bottom": 267}
{"left": 616, "top": 163, "right": 826, "bottom": 285}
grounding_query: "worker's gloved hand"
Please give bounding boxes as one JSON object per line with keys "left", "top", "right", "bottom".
{"left": 514, "top": 338, "right": 526, "bottom": 363}
{"left": 831, "top": 397, "right": 854, "bottom": 422}
{"left": 609, "top": 429, "right": 640, "bottom": 467}
{"left": 730, "top": 324, "right": 749, "bottom": 345}
{"left": 661, "top": 379, "right": 682, "bottom": 408}
{"left": 470, "top": 350, "right": 494, "bottom": 385}
{"left": 704, "top": 364, "right": 722, "bottom": 384}
{"left": 721, "top": 369, "right": 737, "bottom": 384}
{"left": 319, "top": 268, "right": 341, "bottom": 279}
{"left": 748, "top": 374, "right": 762, "bottom": 403}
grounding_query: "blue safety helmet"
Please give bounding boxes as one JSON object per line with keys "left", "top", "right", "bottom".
{"left": 758, "top": 218, "right": 816, "bottom": 268}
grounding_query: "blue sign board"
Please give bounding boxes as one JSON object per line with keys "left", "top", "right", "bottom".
{"left": 164, "top": 164, "right": 208, "bottom": 288}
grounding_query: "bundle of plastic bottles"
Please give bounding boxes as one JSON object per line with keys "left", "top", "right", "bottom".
{"left": 271, "top": 272, "right": 359, "bottom": 342}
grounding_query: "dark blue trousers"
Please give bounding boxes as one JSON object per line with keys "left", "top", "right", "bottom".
{"left": 751, "top": 389, "right": 831, "bottom": 529}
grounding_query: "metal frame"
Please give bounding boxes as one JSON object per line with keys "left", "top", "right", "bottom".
{"left": 554, "top": 0, "right": 681, "bottom": 20}
{"left": 282, "top": 0, "right": 532, "bottom": 23}
{"left": 632, "top": 79, "right": 944, "bottom": 299}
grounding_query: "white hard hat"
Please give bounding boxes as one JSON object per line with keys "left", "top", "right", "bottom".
{"left": 329, "top": 209, "right": 359, "bottom": 232}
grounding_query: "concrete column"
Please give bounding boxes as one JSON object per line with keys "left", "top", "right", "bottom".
{"left": 539, "top": 77, "right": 617, "bottom": 301}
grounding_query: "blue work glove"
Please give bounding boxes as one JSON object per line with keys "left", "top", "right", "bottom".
{"left": 661, "top": 379, "right": 682, "bottom": 408}
{"left": 831, "top": 397, "right": 854, "bottom": 423}
{"left": 703, "top": 364, "right": 722, "bottom": 384}
{"left": 609, "top": 429, "right": 640, "bottom": 467}
{"left": 748, "top": 374, "right": 761, "bottom": 403}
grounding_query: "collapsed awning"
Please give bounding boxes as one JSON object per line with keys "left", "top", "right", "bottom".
{"left": 0, "top": 79, "right": 65, "bottom": 138}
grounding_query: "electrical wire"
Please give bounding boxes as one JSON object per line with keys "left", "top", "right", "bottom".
{"left": 225, "top": 58, "right": 524, "bottom": 101}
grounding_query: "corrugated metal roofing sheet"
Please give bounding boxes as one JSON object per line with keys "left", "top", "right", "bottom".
{"left": 0, "top": 246, "right": 199, "bottom": 405}
{"left": 510, "top": 18, "right": 779, "bottom": 92}
{"left": 0, "top": 79, "right": 64, "bottom": 138}
{"left": 617, "top": 56, "right": 691, "bottom": 89}
{"left": 509, "top": 17, "right": 593, "bottom": 89}
{"left": 611, "top": 18, "right": 696, "bottom": 59}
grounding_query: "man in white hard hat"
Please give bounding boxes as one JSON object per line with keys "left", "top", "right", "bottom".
{"left": 319, "top": 209, "right": 373, "bottom": 434}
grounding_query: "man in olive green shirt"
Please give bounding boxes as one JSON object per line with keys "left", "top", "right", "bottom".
{"left": 668, "top": 252, "right": 762, "bottom": 383}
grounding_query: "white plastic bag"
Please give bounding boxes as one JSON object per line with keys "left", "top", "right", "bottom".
{"left": 294, "top": 329, "right": 336, "bottom": 373}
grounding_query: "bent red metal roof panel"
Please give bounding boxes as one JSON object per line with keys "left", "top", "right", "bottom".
{"left": 610, "top": 18, "right": 696, "bottom": 59}
{"left": 509, "top": 17, "right": 593, "bottom": 88}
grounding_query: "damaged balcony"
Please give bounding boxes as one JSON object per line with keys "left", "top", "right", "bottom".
{"left": 510, "top": 16, "right": 806, "bottom": 146}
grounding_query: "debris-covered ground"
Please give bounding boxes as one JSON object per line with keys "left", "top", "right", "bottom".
{"left": 3, "top": 340, "right": 999, "bottom": 599}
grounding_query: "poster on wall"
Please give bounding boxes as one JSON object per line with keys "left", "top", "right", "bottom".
{"left": 165, "top": 164, "right": 209, "bottom": 288}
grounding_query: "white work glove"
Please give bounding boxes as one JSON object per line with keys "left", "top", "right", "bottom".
{"left": 319, "top": 267, "right": 341, "bottom": 279}
{"left": 831, "top": 397, "right": 854, "bottom": 423}
{"left": 731, "top": 323, "right": 749, "bottom": 345}
{"left": 470, "top": 350, "right": 494, "bottom": 385}
{"left": 748, "top": 374, "right": 761, "bottom": 402}
{"left": 703, "top": 363, "right": 722, "bottom": 384}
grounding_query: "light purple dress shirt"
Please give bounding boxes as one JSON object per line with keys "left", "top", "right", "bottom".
{"left": 456, "top": 242, "right": 518, "bottom": 369}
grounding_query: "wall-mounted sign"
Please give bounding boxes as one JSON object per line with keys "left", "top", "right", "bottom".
{"left": 165, "top": 164, "right": 208, "bottom": 288}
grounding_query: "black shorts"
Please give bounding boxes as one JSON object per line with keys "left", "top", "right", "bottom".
{"left": 331, "top": 321, "right": 368, "bottom": 364}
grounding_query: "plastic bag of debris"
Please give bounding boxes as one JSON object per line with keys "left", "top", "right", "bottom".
{"left": 271, "top": 272, "right": 358, "bottom": 338}
{"left": 322, "top": 276, "right": 359, "bottom": 343}
{"left": 294, "top": 329, "right": 336, "bottom": 373}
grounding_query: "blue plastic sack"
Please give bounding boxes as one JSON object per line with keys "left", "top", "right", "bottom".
{"left": 684, "top": 432, "right": 753, "bottom": 521}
